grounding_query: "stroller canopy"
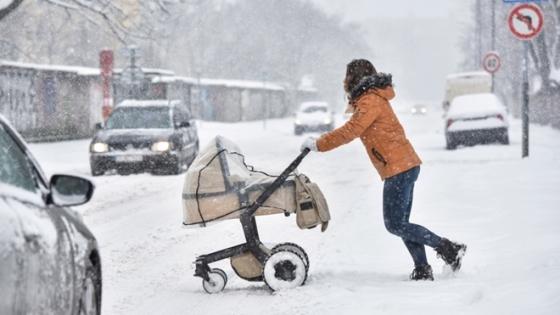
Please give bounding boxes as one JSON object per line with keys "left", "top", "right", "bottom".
{"left": 182, "top": 136, "right": 297, "bottom": 227}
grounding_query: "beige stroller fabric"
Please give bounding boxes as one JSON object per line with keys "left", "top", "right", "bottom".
{"left": 295, "top": 174, "right": 331, "bottom": 232}
{"left": 182, "top": 136, "right": 297, "bottom": 226}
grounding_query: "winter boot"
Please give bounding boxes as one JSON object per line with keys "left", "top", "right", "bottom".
{"left": 435, "top": 238, "right": 467, "bottom": 272}
{"left": 410, "top": 265, "right": 434, "bottom": 281}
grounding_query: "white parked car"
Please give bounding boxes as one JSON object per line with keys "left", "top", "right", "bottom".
{"left": 294, "top": 102, "right": 334, "bottom": 135}
{"left": 445, "top": 93, "right": 509, "bottom": 150}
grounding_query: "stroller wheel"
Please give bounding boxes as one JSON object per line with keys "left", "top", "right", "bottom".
{"left": 272, "top": 243, "right": 309, "bottom": 270}
{"left": 202, "top": 268, "right": 227, "bottom": 294}
{"left": 264, "top": 249, "right": 307, "bottom": 291}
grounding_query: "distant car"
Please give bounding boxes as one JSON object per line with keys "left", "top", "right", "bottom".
{"left": 445, "top": 93, "right": 509, "bottom": 150}
{"left": 90, "top": 99, "right": 199, "bottom": 176}
{"left": 294, "top": 101, "right": 334, "bottom": 135}
{"left": 411, "top": 104, "right": 428, "bottom": 115}
{"left": 0, "top": 115, "right": 101, "bottom": 315}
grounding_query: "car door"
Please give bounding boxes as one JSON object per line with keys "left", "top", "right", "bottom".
{"left": 0, "top": 123, "right": 74, "bottom": 314}
{"left": 174, "top": 107, "right": 196, "bottom": 158}
{"left": 182, "top": 107, "right": 198, "bottom": 157}
{"left": 0, "top": 194, "right": 27, "bottom": 314}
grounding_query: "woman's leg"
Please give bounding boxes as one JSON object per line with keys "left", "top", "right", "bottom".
{"left": 401, "top": 183, "right": 429, "bottom": 267}
{"left": 383, "top": 167, "right": 442, "bottom": 252}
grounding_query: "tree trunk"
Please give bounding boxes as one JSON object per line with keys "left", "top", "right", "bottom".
{"left": 531, "top": 31, "right": 552, "bottom": 90}
{"left": 553, "top": 2, "right": 560, "bottom": 68}
{"left": 0, "top": 0, "right": 24, "bottom": 21}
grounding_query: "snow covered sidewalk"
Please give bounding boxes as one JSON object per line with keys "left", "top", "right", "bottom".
{"left": 29, "top": 111, "right": 560, "bottom": 315}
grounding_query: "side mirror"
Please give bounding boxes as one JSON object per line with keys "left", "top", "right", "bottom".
{"left": 50, "top": 175, "right": 94, "bottom": 207}
{"left": 94, "top": 123, "right": 103, "bottom": 130}
{"left": 178, "top": 121, "right": 191, "bottom": 128}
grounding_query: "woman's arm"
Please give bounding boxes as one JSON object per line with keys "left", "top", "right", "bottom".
{"left": 316, "top": 94, "right": 381, "bottom": 152}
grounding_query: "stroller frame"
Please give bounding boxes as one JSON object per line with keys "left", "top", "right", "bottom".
{"left": 193, "top": 147, "right": 310, "bottom": 282}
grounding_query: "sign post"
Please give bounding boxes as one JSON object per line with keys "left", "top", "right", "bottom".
{"left": 507, "top": 2, "right": 544, "bottom": 158}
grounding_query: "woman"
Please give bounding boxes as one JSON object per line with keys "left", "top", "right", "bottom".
{"left": 301, "top": 59, "right": 466, "bottom": 280}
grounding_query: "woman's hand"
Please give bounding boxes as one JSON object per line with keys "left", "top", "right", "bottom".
{"left": 300, "top": 137, "right": 318, "bottom": 152}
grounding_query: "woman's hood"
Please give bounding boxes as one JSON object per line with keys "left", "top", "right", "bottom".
{"left": 349, "top": 73, "right": 394, "bottom": 101}
{"left": 345, "top": 73, "right": 395, "bottom": 113}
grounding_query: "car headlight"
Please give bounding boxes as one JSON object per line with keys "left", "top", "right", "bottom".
{"left": 295, "top": 119, "right": 302, "bottom": 125}
{"left": 91, "top": 142, "right": 108, "bottom": 153}
{"left": 323, "top": 117, "right": 332, "bottom": 124}
{"left": 151, "top": 141, "right": 171, "bottom": 152}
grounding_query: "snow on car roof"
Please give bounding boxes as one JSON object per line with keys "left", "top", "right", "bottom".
{"left": 446, "top": 71, "right": 491, "bottom": 80}
{"left": 116, "top": 99, "right": 181, "bottom": 108}
{"left": 300, "top": 101, "right": 329, "bottom": 109}
{"left": 447, "top": 93, "right": 506, "bottom": 119}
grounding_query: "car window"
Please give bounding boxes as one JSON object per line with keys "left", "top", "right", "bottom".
{"left": 302, "top": 106, "right": 327, "bottom": 113}
{"left": 0, "top": 125, "right": 38, "bottom": 192}
{"left": 173, "top": 107, "right": 191, "bottom": 125}
{"left": 105, "top": 107, "right": 172, "bottom": 129}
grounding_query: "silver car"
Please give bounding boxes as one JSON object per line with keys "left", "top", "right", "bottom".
{"left": 0, "top": 115, "right": 101, "bottom": 314}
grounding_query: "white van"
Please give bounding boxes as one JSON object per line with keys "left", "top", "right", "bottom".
{"left": 443, "top": 71, "right": 492, "bottom": 112}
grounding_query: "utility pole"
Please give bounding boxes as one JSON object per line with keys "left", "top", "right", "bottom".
{"left": 122, "top": 45, "right": 144, "bottom": 100}
{"left": 476, "top": 0, "right": 483, "bottom": 66}
{"left": 491, "top": 0, "right": 496, "bottom": 93}
{"left": 522, "top": 42, "right": 529, "bottom": 158}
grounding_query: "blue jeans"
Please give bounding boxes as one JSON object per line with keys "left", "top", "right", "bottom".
{"left": 383, "top": 166, "right": 442, "bottom": 267}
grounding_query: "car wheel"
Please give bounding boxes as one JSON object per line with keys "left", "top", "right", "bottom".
{"left": 500, "top": 133, "right": 510, "bottom": 145}
{"left": 168, "top": 160, "right": 183, "bottom": 175}
{"left": 79, "top": 267, "right": 101, "bottom": 315}
{"left": 446, "top": 138, "right": 457, "bottom": 150}
{"left": 90, "top": 166, "right": 103, "bottom": 177}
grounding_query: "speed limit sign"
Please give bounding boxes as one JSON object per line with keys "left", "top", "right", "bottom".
{"left": 482, "top": 52, "right": 501, "bottom": 74}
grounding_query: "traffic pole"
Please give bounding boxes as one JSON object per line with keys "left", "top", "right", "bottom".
{"left": 522, "top": 42, "right": 529, "bottom": 158}
{"left": 491, "top": 0, "right": 496, "bottom": 93}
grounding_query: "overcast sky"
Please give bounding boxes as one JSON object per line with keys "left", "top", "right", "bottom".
{"left": 311, "top": 0, "right": 474, "bottom": 104}
{"left": 310, "top": 0, "right": 459, "bottom": 20}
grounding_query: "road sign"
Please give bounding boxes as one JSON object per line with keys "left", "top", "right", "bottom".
{"left": 508, "top": 3, "right": 544, "bottom": 40}
{"left": 482, "top": 52, "right": 501, "bottom": 74}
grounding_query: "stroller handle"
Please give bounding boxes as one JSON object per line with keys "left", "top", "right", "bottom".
{"left": 247, "top": 148, "right": 311, "bottom": 217}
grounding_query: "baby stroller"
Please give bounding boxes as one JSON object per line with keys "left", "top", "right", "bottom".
{"left": 182, "top": 136, "right": 330, "bottom": 293}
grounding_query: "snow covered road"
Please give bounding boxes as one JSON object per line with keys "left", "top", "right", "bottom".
{"left": 29, "top": 109, "right": 560, "bottom": 315}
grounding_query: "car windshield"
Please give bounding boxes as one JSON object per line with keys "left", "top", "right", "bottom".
{"left": 105, "top": 107, "right": 171, "bottom": 129}
{"left": 302, "top": 106, "right": 327, "bottom": 113}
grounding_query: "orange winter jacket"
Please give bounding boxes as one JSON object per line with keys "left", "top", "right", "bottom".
{"left": 316, "top": 85, "right": 421, "bottom": 180}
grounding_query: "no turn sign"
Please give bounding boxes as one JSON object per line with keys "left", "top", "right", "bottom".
{"left": 483, "top": 52, "right": 501, "bottom": 74}
{"left": 508, "top": 3, "right": 544, "bottom": 40}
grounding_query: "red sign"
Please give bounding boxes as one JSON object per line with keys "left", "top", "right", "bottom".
{"left": 482, "top": 52, "right": 501, "bottom": 74}
{"left": 99, "top": 49, "right": 114, "bottom": 121}
{"left": 508, "top": 4, "right": 544, "bottom": 40}
{"left": 99, "top": 50, "right": 114, "bottom": 76}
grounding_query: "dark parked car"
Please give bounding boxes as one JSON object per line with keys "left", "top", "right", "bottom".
{"left": 89, "top": 99, "right": 199, "bottom": 176}
{"left": 0, "top": 114, "right": 101, "bottom": 315}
